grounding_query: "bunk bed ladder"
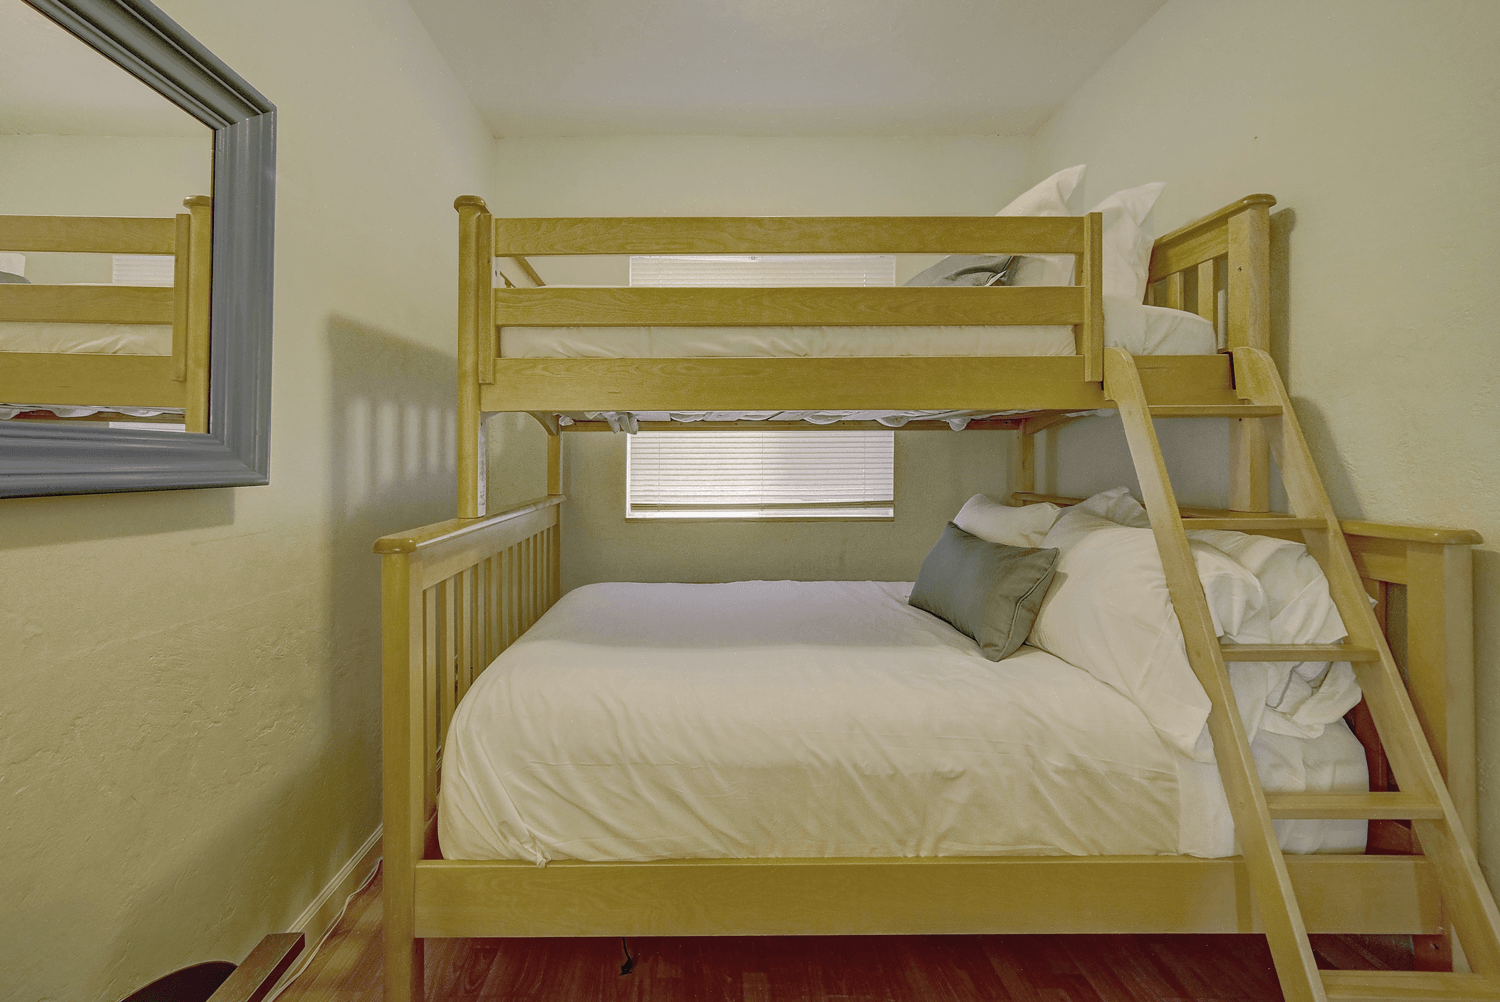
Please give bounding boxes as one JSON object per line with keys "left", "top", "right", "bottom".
{"left": 1105, "top": 346, "right": 1500, "bottom": 1002}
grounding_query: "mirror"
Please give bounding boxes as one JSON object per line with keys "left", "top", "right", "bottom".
{"left": 0, "top": 0, "right": 274, "bottom": 497}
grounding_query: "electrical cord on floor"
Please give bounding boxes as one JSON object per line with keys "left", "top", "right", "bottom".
{"left": 619, "top": 938, "right": 635, "bottom": 976}
{"left": 263, "top": 858, "right": 383, "bottom": 1002}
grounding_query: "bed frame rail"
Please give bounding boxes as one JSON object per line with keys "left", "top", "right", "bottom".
{"left": 0, "top": 198, "right": 213, "bottom": 431}
{"left": 375, "top": 494, "right": 563, "bottom": 1002}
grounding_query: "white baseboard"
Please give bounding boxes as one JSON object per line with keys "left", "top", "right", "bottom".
{"left": 293, "top": 826, "right": 383, "bottom": 938}
{"left": 264, "top": 826, "right": 383, "bottom": 1000}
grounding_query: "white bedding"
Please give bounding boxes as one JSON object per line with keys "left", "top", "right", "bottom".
{"left": 439, "top": 580, "right": 1367, "bottom": 864}
{"left": 501, "top": 295, "right": 1218, "bottom": 359}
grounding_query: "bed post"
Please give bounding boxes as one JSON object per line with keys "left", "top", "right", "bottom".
{"left": 1226, "top": 198, "right": 1272, "bottom": 512}
{"left": 183, "top": 195, "right": 212, "bottom": 434}
{"left": 381, "top": 548, "right": 426, "bottom": 1002}
{"left": 456, "top": 196, "right": 491, "bottom": 518}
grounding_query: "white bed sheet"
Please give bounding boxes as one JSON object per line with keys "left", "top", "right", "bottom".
{"left": 501, "top": 296, "right": 1218, "bottom": 359}
{"left": 0, "top": 321, "right": 171, "bottom": 355}
{"left": 439, "top": 580, "right": 1366, "bottom": 864}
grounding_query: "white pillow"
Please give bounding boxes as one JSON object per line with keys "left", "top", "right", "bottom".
{"left": 1029, "top": 503, "right": 1270, "bottom": 759}
{"left": 1090, "top": 182, "right": 1166, "bottom": 302}
{"left": 1010, "top": 180, "right": 1166, "bottom": 302}
{"left": 999, "top": 166, "right": 1085, "bottom": 288}
{"left": 952, "top": 494, "right": 1062, "bottom": 548}
{"left": 1076, "top": 487, "right": 1362, "bottom": 740}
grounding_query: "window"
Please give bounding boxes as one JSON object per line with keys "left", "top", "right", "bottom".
{"left": 623, "top": 254, "right": 897, "bottom": 520}
{"left": 626, "top": 430, "right": 894, "bottom": 520}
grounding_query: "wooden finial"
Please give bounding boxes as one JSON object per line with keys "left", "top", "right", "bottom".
{"left": 455, "top": 195, "right": 488, "bottom": 212}
{"left": 183, "top": 194, "right": 212, "bottom": 208}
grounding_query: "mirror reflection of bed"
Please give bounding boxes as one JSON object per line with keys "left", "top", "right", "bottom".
{"left": 0, "top": 0, "right": 214, "bottom": 433}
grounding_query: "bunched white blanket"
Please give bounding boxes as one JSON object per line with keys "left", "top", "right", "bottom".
{"left": 439, "top": 581, "right": 1366, "bottom": 863}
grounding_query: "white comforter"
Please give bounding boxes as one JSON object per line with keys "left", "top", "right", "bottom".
{"left": 439, "top": 580, "right": 1366, "bottom": 863}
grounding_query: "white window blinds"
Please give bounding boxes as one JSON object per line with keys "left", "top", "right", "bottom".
{"left": 626, "top": 430, "right": 895, "bottom": 520}
{"left": 629, "top": 254, "right": 896, "bottom": 288}
{"left": 112, "top": 254, "right": 174, "bottom": 287}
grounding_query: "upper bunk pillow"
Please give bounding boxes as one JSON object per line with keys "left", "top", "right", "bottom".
{"left": 952, "top": 494, "right": 1062, "bottom": 548}
{"left": 998, "top": 165, "right": 1086, "bottom": 288}
{"left": 1093, "top": 181, "right": 1167, "bottom": 302}
{"left": 904, "top": 254, "right": 1014, "bottom": 287}
{"left": 909, "top": 523, "right": 1059, "bottom": 662}
{"left": 1028, "top": 503, "right": 1269, "bottom": 759}
{"left": 0, "top": 272, "right": 28, "bottom": 284}
{"left": 904, "top": 165, "right": 1084, "bottom": 290}
{"left": 1010, "top": 180, "right": 1166, "bottom": 303}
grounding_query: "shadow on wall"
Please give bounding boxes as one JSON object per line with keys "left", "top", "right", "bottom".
{"left": 95, "top": 317, "right": 460, "bottom": 995}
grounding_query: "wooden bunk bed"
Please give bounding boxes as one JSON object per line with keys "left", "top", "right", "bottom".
{"left": 0, "top": 195, "right": 212, "bottom": 432}
{"left": 375, "top": 194, "right": 1498, "bottom": 1002}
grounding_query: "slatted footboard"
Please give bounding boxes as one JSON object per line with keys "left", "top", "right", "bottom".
{"left": 374, "top": 494, "right": 563, "bottom": 1002}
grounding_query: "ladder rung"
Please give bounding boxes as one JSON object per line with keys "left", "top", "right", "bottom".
{"left": 1219, "top": 643, "right": 1381, "bottom": 662}
{"left": 1322, "top": 970, "right": 1500, "bottom": 1000}
{"left": 1147, "top": 404, "right": 1283, "bottom": 417}
{"left": 1183, "top": 517, "right": 1328, "bottom": 532}
{"left": 1267, "top": 792, "right": 1444, "bottom": 820}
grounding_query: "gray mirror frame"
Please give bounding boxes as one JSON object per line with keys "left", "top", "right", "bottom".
{"left": 1, "top": 0, "right": 274, "bottom": 497}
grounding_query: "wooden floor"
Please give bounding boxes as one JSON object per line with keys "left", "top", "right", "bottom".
{"left": 275, "top": 866, "right": 1413, "bottom": 1002}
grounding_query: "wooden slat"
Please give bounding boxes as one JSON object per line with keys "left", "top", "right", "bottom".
{"left": 0, "top": 352, "right": 185, "bottom": 409}
{"left": 1220, "top": 644, "right": 1380, "bottom": 663}
{"left": 437, "top": 578, "right": 455, "bottom": 748}
{"left": 0, "top": 284, "right": 172, "bottom": 324}
{"left": 412, "top": 854, "right": 1440, "bottom": 939}
{"left": 493, "top": 214, "right": 1086, "bottom": 256}
{"left": 1148, "top": 403, "right": 1281, "bottom": 417}
{"left": 1163, "top": 271, "right": 1186, "bottom": 310}
{"left": 1266, "top": 793, "right": 1444, "bottom": 821}
{"left": 486, "top": 354, "right": 1239, "bottom": 415}
{"left": 183, "top": 195, "right": 212, "bottom": 434}
{"left": 172, "top": 212, "right": 190, "bottom": 381}
{"left": 1197, "top": 258, "right": 1218, "bottom": 324}
{"left": 421, "top": 587, "right": 439, "bottom": 815}
{"left": 206, "top": 932, "right": 304, "bottom": 1002}
{"left": 456, "top": 568, "right": 473, "bottom": 701}
{"left": 494, "top": 285, "right": 1083, "bottom": 328}
{"left": 1185, "top": 517, "right": 1326, "bottom": 532}
{"left": 1078, "top": 210, "right": 1104, "bottom": 381}
{"left": 0, "top": 213, "right": 176, "bottom": 254}
{"left": 457, "top": 197, "right": 488, "bottom": 518}
{"left": 1147, "top": 195, "right": 1275, "bottom": 283}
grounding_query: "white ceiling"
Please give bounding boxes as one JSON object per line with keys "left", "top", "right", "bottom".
{"left": 0, "top": 0, "right": 208, "bottom": 137}
{"left": 408, "top": 0, "right": 1166, "bottom": 138}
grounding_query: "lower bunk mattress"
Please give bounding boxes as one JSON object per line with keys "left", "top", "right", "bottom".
{"left": 0, "top": 321, "right": 178, "bottom": 421}
{"left": 439, "top": 580, "right": 1368, "bottom": 864}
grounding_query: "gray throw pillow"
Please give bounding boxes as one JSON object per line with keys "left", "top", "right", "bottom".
{"left": 903, "top": 253, "right": 1015, "bottom": 287}
{"left": 909, "top": 522, "right": 1059, "bottom": 661}
{"left": 0, "top": 271, "right": 29, "bottom": 284}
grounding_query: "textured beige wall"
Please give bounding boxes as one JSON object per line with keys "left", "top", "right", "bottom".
{"left": 0, "top": 1, "right": 491, "bottom": 998}
{"left": 0, "top": 134, "right": 212, "bottom": 284}
{"left": 1029, "top": 0, "right": 1500, "bottom": 878}
{"left": 488, "top": 135, "right": 1032, "bottom": 585}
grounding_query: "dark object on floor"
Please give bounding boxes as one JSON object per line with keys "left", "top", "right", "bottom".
{"left": 620, "top": 937, "right": 635, "bottom": 975}
{"left": 118, "top": 962, "right": 235, "bottom": 1002}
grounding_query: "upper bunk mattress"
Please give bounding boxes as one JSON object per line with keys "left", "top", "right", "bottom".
{"left": 0, "top": 321, "right": 171, "bottom": 355}
{"left": 501, "top": 296, "right": 1218, "bottom": 359}
{"left": 439, "top": 580, "right": 1367, "bottom": 864}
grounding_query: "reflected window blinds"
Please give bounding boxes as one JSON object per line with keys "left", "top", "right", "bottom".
{"left": 627, "top": 430, "right": 895, "bottom": 520}
{"left": 629, "top": 254, "right": 896, "bottom": 287}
